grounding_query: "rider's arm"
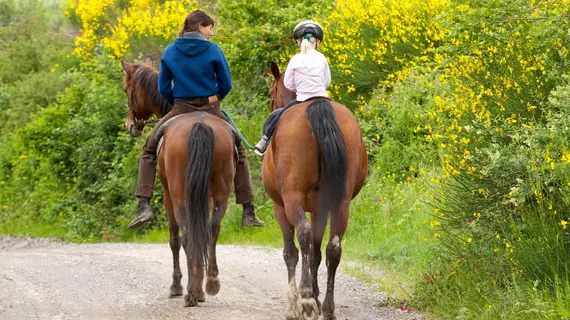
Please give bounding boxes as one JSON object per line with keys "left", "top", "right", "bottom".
{"left": 283, "top": 58, "right": 296, "bottom": 92}
{"left": 214, "top": 45, "right": 232, "bottom": 101}
{"left": 323, "top": 57, "right": 331, "bottom": 88}
{"left": 158, "top": 57, "right": 175, "bottom": 106}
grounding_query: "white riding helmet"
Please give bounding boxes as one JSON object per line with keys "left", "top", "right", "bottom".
{"left": 293, "top": 20, "right": 324, "bottom": 41}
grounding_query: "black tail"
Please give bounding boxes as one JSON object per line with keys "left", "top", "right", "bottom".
{"left": 307, "top": 99, "right": 347, "bottom": 228}
{"left": 185, "top": 123, "right": 214, "bottom": 271}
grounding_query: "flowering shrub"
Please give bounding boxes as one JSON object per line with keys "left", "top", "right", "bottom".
{"left": 65, "top": 0, "right": 196, "bottom": 59}
{"left": 402, "top": 1, "right": 570, "bottom": 317}
{"left": 319, "top": 0, "right": 448, "bottom": 104}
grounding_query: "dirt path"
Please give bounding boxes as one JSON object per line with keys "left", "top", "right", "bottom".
{"left": 0, "top": 236, "right": 421, "bottom": 320}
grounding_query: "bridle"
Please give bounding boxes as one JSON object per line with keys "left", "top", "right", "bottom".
{"left": 128, "top": 82, "right": 147, "bottom": 131}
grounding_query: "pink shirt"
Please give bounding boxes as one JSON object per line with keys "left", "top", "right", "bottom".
{"left": 283, "top": 49, "right": 331, "bottom": 102}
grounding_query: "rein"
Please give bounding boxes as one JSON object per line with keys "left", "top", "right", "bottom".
{"left": 129, "top": 82, "right": 157, "bottom": 127}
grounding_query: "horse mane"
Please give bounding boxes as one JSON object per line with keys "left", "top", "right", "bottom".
{"left": 132, "top": 63, "right": 172, "bottom": 117}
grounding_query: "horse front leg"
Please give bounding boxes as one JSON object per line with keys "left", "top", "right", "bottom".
{"left": 206, "top": 199, "right": 227, "bottom": 296}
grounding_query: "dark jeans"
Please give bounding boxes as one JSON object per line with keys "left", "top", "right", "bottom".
{"left": 262, "top": 99, "right": 300, "bottom": 137}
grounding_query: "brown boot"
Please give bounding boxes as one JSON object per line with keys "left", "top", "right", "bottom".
{"left": 241, "top": 202, "right": 265, "bottom": 227}
{"left": 128, "top": 197, "right": 154, "bottom": 229}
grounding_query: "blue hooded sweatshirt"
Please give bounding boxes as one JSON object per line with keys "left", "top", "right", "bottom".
{"left": 158, "top": 33, "right": 232, "bottom": 106}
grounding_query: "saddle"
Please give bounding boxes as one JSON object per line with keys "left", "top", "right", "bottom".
{"left": 262, "top": 97, "right": 332, "bottom": 134}
{"left": 155, "top": 115, "right": 182, "bottom": 157}
{"left": 154, "top": 114, "right": 239, "bottom": 163}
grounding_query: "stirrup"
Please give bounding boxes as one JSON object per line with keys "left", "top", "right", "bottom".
{"left": 254, "top": 148, "right": 265, "bottom": 156}
{"left": 254, "top": 139, "right": 267, "bottom": 156}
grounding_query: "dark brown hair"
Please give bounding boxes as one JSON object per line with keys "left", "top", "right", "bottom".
{"left": 177, "top": 10, "right": 215, "bottom": 37}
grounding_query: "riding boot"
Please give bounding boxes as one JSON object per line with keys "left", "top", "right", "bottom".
{"left": 241, "top": 202, "right": 265, "bottom": 227}
{"left": 128, "top": 197, "right": 154, "bottom": 229}
{"left": 254, "top": 136, "right": 269, "bottom": 156}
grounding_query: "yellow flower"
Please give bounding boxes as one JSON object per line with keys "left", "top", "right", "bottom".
{"left": 561, "top": 220, "right": 568, "bottom": 230}
{"left": 467, "top": 237, "right": 472, "bottom": 243}
{"left": 430, "top": 220, "right": 440, "bottom": 228}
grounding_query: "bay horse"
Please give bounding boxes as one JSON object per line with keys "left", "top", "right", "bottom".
{"left": 121, "top": 60, "right": 236, "bottom": 307}
{"left": 263, "top": 62, "right": 368, "bottom": 320}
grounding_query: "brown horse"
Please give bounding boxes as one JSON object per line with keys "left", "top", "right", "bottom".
{"left": 263, "top": 62, "right": 368, "bottom": 320}
{"left": 121, "top": 60, "right": 236, "bottom": 307}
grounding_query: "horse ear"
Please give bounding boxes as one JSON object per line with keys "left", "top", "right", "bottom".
{"left": 269, "top": 61, "right": 280, "bottom": 80}
{"left": 144, "top": 56, "right": 154, "bottom": 66}
{"left": 121, "top": 60, "right": 134, "bottom": 75}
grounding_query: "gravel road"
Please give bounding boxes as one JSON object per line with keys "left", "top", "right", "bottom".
{"left": 0, "top": 235, "right": 422, "bottom": 320}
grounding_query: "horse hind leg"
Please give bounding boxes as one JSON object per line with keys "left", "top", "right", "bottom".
{"left": 309, "top": 209, "right": 327, "bottom": 314}
{"left": 322, "top": 203, "right": 350, "bottom": 320}
{"left": 296, "top": 217, "right": 319, "bottom": 320}
{"left": 274, "top": 203, "right": 300, "bottom": 320}
{"left": 168, "top": 222, "right": 183, "bottom": 297}
{"left": 164, "top": 186, "right": 183, "bottom": 298}
{"left": 206, "top": 199, "right": 228, "bottom": 296}
{"left": 283, "top": 198, "right": 318, "bottom": 320}
{"left": 179, "top": 205, "right": 199, "bottom": 307}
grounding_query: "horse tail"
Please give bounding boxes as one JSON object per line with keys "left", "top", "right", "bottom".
{"left": 307, "top": 99, "right": 347, "bottom": 230}
{"left": 185, "top": 122, "right": 214, "bottom": 271}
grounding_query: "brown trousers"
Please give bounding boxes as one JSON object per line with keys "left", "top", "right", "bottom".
{"left": 135, "top": 99, "right": 254, "bottom": 204}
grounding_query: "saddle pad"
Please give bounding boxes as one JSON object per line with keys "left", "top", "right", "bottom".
{"left": 157, "top": 136, "right": 165, "bottom": 156}
{"left": 155, "top": 115, "right": 184, "bottom": 156}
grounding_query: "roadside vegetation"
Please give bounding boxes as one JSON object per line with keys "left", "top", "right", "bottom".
{"left": 2, "top": 0, "right": 570, "bottom": 318}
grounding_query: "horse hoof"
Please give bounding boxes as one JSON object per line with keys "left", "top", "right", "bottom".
{"left": 315, "top": 299, "right": 322, "bottom": 314}
{"left": 298, "top": 298, "right": 319, "bottom": 320}
{"left": 323, "top": 313, "right": 336, "bottom": 320}
{"left": 206, "top": 276, "right": 220, "bottom": 296}
{"left": 169, "top": 284, "right": 183, "bottom": 298}
{"left": 197, "top": 291, "right": 206, "bottom": 302}
{"left": 285, "top": 312, "right": 299, "bottom": 320}
{"left": 183, "top": 293, "right": 198, "bottom": 307}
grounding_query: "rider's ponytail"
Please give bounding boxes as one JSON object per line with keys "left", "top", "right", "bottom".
{"left": 300, "top": 36, "right": 317, "bottom": 53}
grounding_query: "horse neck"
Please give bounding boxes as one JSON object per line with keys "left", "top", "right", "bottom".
{"left": 134, "top": 67, "right": 172, "bottom": 119}
{"left": 146, "top": 97, "right": 166, "bottom": 119}
{"left": 147, "top": 101, "right": 165, "bottom": 119}
{"left": 145, "top": 86, "right": 171, "bottom": 119}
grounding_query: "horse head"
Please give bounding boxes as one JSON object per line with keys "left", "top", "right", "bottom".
{"left": 268, "top": 61, "right": 296, "bottom": 111}
{"left": 121, "top": 59, "right": 160, "bottom": 137}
